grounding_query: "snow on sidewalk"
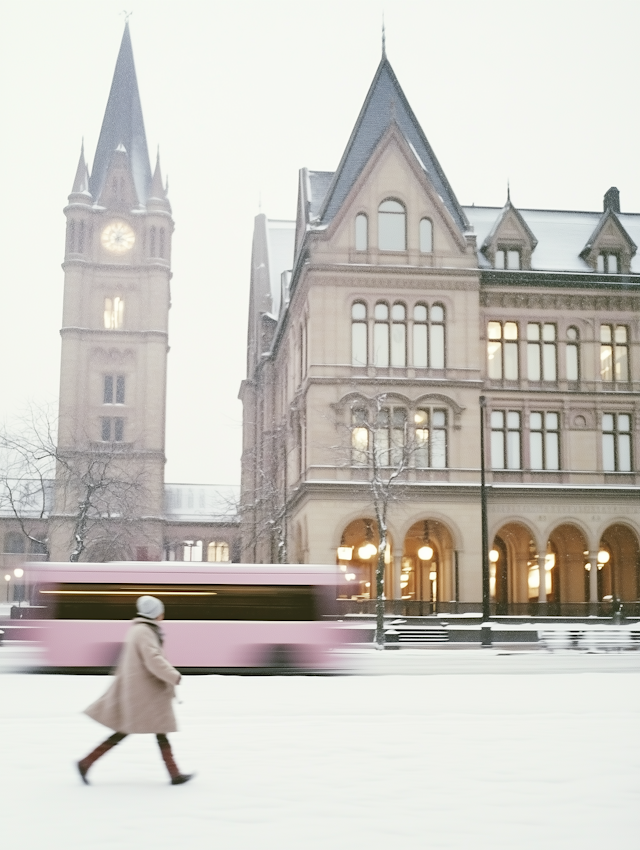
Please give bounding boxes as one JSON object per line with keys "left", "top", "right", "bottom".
{"left": 1, "top": 665, "right": 639, "bottom": 850}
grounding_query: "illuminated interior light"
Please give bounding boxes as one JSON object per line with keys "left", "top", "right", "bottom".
{"left": 418, "top": 545, "right": 433, "bottom": 561}
{"left": 337, "top": 546, "right": 353, "bottom": 560}
{"left": 13, "top": 568, "right": 24, "bottom": 578}
{"left": 489, "top": 549, "right": 499, "bottom": 563}
{"left": 358, "top": 543, "right": 377, "bottom": 560}
{"left": 597, "top": 550, "right": 610, "bottom": 564}
{"left": 38, "top": 590, "right": 218, "bottom": 596}
{"left": 429, "top": 571, "right": 437, "bottom": 581}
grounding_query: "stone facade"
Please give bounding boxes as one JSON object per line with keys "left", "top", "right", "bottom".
{"left": 240, "top": 52, "right": 640, "bottom": 613}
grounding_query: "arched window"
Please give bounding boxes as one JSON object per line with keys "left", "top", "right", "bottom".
{"left": 355, "top": 214, "right": 368, "bottom": 251}
{"left": 183, "top": 540, "right": 203, "bottom": 561}
{"left": 419, "top": 218, "right": 433, "bottom": 253}
{"left": 430, "top": 305, "right": 445, "bottom": 368}
{"left": 159, "top": 227, "right": 166, "bottom": 259}
{"left": 378, "top": 200, "right": 406, "bottom": 251}
{"left": 208, "top": 541, "right": 229, "bottom": 562}
{"left": 104, "top": 297, "right": 124, "bottom": 330}
{"left": 373, "top": 302, "right": 390, "bottom": 366}
{"left": 391, "top": 303, "right": 406, "bottom": 367}
{"left": 566, "top": 326, "right": 579, "bottom": 381}
{"left": 351, "top": 302, "right": 367, "bottom": 366}
{"left": 3, "top": 532, "right": 25, "bottom": 554}
{"left": 149, "top": 226, "right": 156, "bottom": 257}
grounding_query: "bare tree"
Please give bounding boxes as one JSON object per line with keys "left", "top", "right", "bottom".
{"left": 0, "top": 405, "right": 153, "bottom": 562}
{"left": 0, "top": 406, "right": 56, "bottom": 557}
{"left": 240, "top": 417, "right": 297, "bottom": 564}
{"left": 334, "top": 394, "right": 424, "bottom": 648}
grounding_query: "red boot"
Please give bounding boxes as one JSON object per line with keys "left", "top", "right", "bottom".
{"left": 156, "top": 734, "right": 194, "bottom": 785}
{"left": 77, "top": 732, "right": 128, "bottom": 784}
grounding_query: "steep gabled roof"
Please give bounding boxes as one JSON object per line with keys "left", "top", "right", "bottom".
{"left": 579, "top": 207, "right": 637, "bottom": 260}
{"left": 316, "top": 55, "right": 469, "bottom": 234}
{"left": 89, "top": 23, "right": 152, "bottom": 205}
{"left": 481, "top": 195, "right": 538, "bottom": 252}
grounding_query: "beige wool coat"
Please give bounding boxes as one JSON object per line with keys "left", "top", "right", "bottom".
{"left": 84, "top": 618, "right": 181, "bottom": 734}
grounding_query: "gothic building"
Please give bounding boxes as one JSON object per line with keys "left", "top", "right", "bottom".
{"left": 240, "top": 49, "right": 640, "bottom": 614}
{"left": 1, "top": 25, "right": 238, "bottom": 573}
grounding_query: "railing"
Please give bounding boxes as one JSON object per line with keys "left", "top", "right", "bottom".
{"left": 336, "top": 599, "right": 640, "bottom": 618}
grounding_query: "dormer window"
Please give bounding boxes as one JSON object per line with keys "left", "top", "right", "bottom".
{"left": 597, "top": 252, "right": 619, "bottom": 274}
{"left": 495, "top": 249, "right": 521, "bottom": 270}
{"left": 378, "top": 200, "right": 406, "bottom": 251}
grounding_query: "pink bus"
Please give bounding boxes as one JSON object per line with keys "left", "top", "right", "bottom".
{"left": 23, "top": 562, "right": 344, "bottom": 673}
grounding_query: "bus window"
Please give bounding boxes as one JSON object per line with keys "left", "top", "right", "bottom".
{"left": 36, "top": 583, "right": 318, "bottom": 622}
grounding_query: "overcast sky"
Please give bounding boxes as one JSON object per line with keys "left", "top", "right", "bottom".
{"left": 1, "top": 0, "right": 638, "bottom": 485}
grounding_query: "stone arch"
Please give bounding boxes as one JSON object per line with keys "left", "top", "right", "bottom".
{"left": 336, "top": 517, "right": 394, "bottom": 600}
{"left": 547, "top": 523, "right": 590, "bottom": 607}
{"left": 491, "top": 521, "right": 538, "bottom": 610}
{"left": 402, "top": 518, "right": 455, "bottom": 602}
{"left": 542, "top": 516, "right": 595, "bottom": 555}
{"left": 598, "top": 523, "right": 640, "bottom": 603}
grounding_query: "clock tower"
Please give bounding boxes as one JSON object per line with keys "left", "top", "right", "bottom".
{"left": 50, "top": 24, "right": 172, "bottom": 561}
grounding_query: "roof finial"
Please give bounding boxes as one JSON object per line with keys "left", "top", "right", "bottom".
{"left": 507, "top": 179, "right": 511, "bottom": 204}
{"left": 382, "top": 13, "right": 386, "bottom": 57}
{"left": 121, "top": 9, "right": 133, "bottom": 24}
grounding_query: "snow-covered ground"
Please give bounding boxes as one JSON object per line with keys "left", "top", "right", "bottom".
{"left": 2, "top": 650, "right": 639, "bottom": 850}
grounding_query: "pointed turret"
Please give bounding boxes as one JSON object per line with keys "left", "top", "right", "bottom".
{"left": 89, "top": 23, "right": 152, "bottom": 205}
{"left": 69, "top": 141, "right": 91, "bottom": 199}
{"left": 316, "top": 54, "right": 469, "bottom": 235}
{"left": 148, "top": 149, "right": 172, "bottom": 213}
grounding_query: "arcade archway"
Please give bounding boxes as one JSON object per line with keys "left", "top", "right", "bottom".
{"left": 402, "top": 519, "right": 454, "bottom": 602}
{"left": 598, "top": 524, "right": 640, "bottom": 602}
{"left": 336, "top": 518, "right": 392, "bottom": 599}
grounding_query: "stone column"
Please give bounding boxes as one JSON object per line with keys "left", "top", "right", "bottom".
{"left": 392, "top": 551, "right": 402, "bottom": 600}
{"left": 537, "top": 554, "right": 547, "bottom": 605}
{"left": 588, "top": 552, "right": 599, "bottom": 605}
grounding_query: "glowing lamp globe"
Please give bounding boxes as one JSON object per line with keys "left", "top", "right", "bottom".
{"left": 417, "top": 545, "right": 433, "bottom": 561}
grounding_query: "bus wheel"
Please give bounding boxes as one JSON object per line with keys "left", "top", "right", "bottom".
{"left": 263, "top": 644, "right": 295, "bottom": 670}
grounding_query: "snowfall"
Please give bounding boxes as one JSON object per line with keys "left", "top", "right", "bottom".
{"left": 2, "top": 647, "right": 639, "bottom": 850}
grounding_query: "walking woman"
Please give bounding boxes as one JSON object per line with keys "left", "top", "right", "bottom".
{"left": 77, "top": 595, "right": 193, "bottom": 785}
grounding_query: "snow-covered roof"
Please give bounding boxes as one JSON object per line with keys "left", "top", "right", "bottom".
{"left": 265, "top": 220, "right": 295, "bottom": 317}
{"left": 465, "top": 206, "right": 640, "bottom": 274}
{"left": 308, "top": 171, "right": 334, "bottom": 220}
{"left": 163, "top": 484, "right": 239, "bottom": 523}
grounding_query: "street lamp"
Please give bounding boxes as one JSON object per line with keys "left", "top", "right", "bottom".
{"left": 14, "top": 568, "right": 24, "bottom": 607}
{"left": 4, "top": 574, "right": 10, "bottom": 604}
{"left": 479, "top": 396, "right": 492, "bottom": 645}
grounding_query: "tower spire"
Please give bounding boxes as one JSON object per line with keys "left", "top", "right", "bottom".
{"left": 382, "top": 14, "right": 386, "bottom": 57}
{"left": 70, "top": 139, "right": 90, "bottom": 196}
{"left": 89, "top": 23, "right": 152, "bottom": 205}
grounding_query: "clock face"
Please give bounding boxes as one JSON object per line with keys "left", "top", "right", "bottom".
{"left": 101, "top": 221, "right": 135, "bottom": 254}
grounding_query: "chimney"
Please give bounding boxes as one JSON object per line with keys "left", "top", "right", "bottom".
{"left": 604, "top": 187, "right": 620, "bottom": 213}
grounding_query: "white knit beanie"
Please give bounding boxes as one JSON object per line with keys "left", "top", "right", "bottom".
{"left": 136, "top": 595, "right": 164, "bottom": 620}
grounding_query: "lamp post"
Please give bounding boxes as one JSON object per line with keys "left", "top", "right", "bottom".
{"left": 14, "top": 568, "right": 24, "bottom": 608}
{"left": 479, "top": 396, "right": 492, "bottom": 644}
{"left": 4, "top": 574, "right": 10, "bottom": 604}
